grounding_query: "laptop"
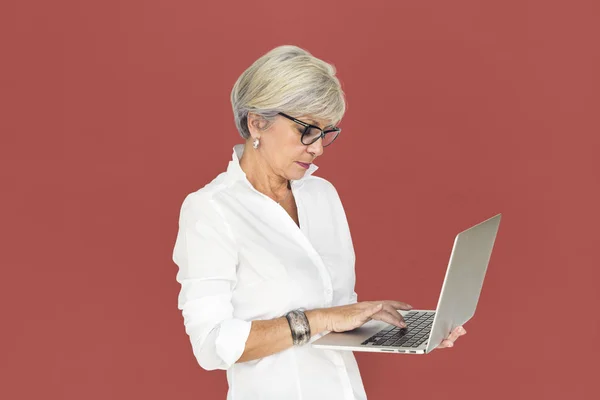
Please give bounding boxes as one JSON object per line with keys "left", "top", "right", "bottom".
{"left": 312, "top": 213, "right": 501, "bottom": 354}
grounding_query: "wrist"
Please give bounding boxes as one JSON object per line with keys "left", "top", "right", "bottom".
{"left": 286, "top": 310, "right": 311, "bottom": 345}
{"left": 305, "top": 308, "right": 329, "bottom": 335}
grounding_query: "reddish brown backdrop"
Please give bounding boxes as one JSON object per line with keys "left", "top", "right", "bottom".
{"left": 1, "top": 0, "right": 599, "bottom": 399}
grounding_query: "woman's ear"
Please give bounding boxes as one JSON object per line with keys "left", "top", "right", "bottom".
{"left": 247, "top": 112, "right": 262, "bottom": 137}
{"left": 247, "top": 112, "right": 269, "bottom": 137}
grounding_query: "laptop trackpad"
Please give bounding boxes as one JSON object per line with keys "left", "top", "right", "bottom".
{"left": 312, "top": 319, "right": 389, "bottom": 346}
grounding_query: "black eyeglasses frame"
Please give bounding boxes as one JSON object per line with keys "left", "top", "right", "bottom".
{"left": 277, "top": 112, "right": 341, "bottom": 147}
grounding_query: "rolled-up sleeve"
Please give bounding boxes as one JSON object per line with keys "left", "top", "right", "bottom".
{"left": 172, "top": 192, "right": 252, "bottom": 371}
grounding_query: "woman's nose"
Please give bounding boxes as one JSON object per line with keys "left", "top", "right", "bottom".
{"left": 307, "top": 137, "right": 324, "bottom": 157}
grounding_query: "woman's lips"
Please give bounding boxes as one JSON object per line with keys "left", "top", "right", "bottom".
{"left": 296, "top": 162, "right": 310, "bottom": 169}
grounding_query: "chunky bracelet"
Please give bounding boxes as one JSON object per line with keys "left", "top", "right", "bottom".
{"left": 285, "top": 310, "right": 311, "bottom": 346}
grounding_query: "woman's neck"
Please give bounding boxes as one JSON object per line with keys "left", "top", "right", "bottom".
{"left": 239, "top": 142, "right": 290, "bottom": 200}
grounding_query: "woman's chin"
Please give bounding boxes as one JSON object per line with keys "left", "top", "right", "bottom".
{"left": 289, "top": 171, "right": 306, "bottom": 180}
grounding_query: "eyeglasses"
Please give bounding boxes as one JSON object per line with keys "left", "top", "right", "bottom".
{"left": 278, "top": 112, "right": 341, "bottom": 147}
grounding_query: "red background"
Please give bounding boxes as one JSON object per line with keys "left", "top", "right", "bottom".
{"left": 2, "top": 0, "right": 599, "bottom": 399}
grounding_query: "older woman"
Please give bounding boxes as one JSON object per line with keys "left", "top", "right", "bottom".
{"left": 172, "top": 45, "right": 465, "bottom": 400}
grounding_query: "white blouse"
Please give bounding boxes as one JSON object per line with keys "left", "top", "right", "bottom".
{"left": 172, "top": 144, "right": 367, "bottom": 400}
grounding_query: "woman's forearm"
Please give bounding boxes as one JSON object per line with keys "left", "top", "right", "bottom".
{"left": 236, "top": 308, "right": 328, "bottom": 364}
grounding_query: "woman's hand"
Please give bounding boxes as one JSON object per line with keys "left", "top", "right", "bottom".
{"left": 322, "top": 300, "right": 413, "bottom": 333}
{"left": 436, "top": 325, "right": 467, "bottom": 349}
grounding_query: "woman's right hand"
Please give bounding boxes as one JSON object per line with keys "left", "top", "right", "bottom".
{"left": 321, "top": 301, "right": 413, "bottom": 333}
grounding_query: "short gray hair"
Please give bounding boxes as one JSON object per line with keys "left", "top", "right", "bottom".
{"left": 230, "top": 45, "right": 347, "bottom": 140}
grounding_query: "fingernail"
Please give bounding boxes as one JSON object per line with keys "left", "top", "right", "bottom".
{"left": 448, "top": 342, "right": 454, "bottom": 347}
{"left": 399, "top": 322, "right": 407, "bottom": 328}
{"left": 406, "top": 304, "right": 413, "bottom": 309}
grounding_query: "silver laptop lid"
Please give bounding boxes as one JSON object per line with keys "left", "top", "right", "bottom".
{"left": 425, "top": 214, "right": 501, "bottom": 353}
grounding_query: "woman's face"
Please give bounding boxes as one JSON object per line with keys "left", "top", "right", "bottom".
{"left": 255, "top": 114, "right": 330, "bottom": 181}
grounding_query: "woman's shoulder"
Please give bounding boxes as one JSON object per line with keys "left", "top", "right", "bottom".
{"left": 302, "top": 174, "right": 332, "bottom": 187}
{"left": 178, "top": 173, "right": 230, "bottom": 220}
{"left": 301, "top": 175, "right": 342, "bottom": 200}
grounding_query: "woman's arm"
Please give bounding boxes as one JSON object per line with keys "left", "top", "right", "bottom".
{"left": 174, "top": 192, "right": 407, "bottom": 369}
{"left": 237, "top": 301, "right": 409, "bottom": 363}
{"left": 236, "top": 309, "right": 326, "bottom": 363}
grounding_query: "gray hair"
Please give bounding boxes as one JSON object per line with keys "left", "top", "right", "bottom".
{"left": 230, "top": 45, "right": 347, "bottom": 140}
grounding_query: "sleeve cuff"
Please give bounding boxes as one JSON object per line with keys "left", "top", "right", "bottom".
{"left": 215, "top": 318, "right": 253, "bottom": 367}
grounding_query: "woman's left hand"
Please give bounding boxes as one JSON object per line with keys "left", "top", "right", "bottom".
{"left": 436, "top": 325, "right": 467, "bottom": 349}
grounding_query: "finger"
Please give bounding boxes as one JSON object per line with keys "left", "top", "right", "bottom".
{"left": 365, "top": 303, "right": 383, "bottom": 318}
{"left": 382, "top": 304, "right": 407, "bottom": 328}
{"left": 386, "top": 300, "right": 413, "bottom": 310}
{"left": 453, "top": 326, "right": 467, "bottom": 342}
{"left": 372, "top": 310, "right": 406, "bottom": 328}
{"left": 446, "top": 328, "right": 462, "bottom": 343}
{"left": 439, "top": 339, "right": 454, "bottom": 348}
{"left": 451, "top": 326, "right": 467, "bottom": 338}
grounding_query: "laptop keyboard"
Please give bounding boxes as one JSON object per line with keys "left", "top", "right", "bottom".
{"left": 361, "top": 311, "right": 435, "bottom": 348}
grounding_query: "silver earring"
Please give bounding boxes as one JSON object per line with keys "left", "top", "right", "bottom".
{"left": 253, "top": 138, "right": 260, "bottom": 149}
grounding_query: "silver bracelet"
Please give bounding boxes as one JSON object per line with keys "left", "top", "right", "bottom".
{"left": 285, "top": 310, "right": 311, "bottom": 346}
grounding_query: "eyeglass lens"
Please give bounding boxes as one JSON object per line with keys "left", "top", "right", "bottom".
{"left": 302, "top": 126, "right": 339, "bottom": 146}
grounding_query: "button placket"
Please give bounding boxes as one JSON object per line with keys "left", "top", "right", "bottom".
{"left": 242, "top": 179, "right": 335, "bottom": 307}
{"left": 293, "top": 182, "right": 335, "bottom": 305}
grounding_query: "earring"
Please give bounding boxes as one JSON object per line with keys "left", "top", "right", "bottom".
{"left": 253, "top": 138, "right": 260, "bottom": 149}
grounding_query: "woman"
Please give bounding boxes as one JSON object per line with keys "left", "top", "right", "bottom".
{"left": 172, "top": 45, "right": 466, "bottom": 400}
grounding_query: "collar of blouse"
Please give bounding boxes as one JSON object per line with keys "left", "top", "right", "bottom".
{"left": 226, "top": 144, "right": 319, "bottom": 188}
